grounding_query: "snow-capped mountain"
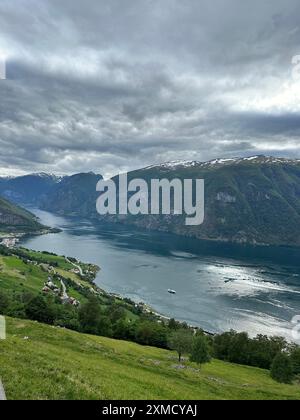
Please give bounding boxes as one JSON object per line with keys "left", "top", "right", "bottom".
{"left": 1, "top": 156, "right": 300, "bottom": 246}
{"left": 143, "top": 156, "right": 300, "bottom": 172}
{"left": 0, "top": 173, "right": 63, "bottom": 205}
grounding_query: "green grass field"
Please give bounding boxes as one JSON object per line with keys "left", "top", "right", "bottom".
{"left": 0, "top": 255, "right": 48, "bottom": 293}
{"left": 0, "top": 248, "right": 94, "bottom": 293}
{"left": 0, "top": 254, "right": 82, "bottom": 294}
{"left": 0, "top": 317, "right": 299, "bottom": 400}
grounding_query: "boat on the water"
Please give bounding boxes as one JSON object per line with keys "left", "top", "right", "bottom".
{"left": 168, "top": 289, "right": 176, "bottom": 294}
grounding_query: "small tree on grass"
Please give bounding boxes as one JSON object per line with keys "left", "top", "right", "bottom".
{"left": 168, "top": 329, "right": 193, "bottom": 362}
{"left": 190, "top": 335, "right": 211, "bottom": 368}
{"left": 270, "top": 353, "right": 294, "bottom": 384}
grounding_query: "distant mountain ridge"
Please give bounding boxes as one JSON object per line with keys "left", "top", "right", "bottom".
{"left": 1, "top": 156, "right": 300, "bottom": 246}
{"left": 0, "top": 173, "right": 62, "bottom": 205}
{"left": 39, "top": 172, "right": 103, "bottom": 217}
{"left": 144, "top": 155, "right": 300, "bottom": 170}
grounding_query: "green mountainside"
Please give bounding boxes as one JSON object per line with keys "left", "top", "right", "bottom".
{"left": 115, "top": 156, "right": 300, "bottom": 246}
{"left": 0, "top": 197, "right": 45, "bottom": 234}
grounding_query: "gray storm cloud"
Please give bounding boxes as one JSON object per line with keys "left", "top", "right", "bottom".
{"left": 0, "top": 0, "right": 300, "bottom": 177}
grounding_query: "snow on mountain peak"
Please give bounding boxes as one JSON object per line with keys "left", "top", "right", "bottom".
{"left": 144, "top": 155, "right": 300, "bottom": 171}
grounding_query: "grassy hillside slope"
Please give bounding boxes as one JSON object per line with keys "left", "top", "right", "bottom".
{"left": 0, "top": 197, "right": 45, "bottom": 233}
{"left": 0, "top": 247, "right": 93, "bottom": 294}
{"left": 0, "top": 317, "right": 299, "bottom": 400}
{"left": 1, "top": 247, "right": 299, "bottom": 400}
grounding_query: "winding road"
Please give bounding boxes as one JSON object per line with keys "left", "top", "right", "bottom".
{"left": 66, "top": 257, "right": 83, "bottom": 276}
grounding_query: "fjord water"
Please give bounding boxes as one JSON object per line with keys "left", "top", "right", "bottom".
{"left": 22, "top": 209, "right": 300, "bottom": 340}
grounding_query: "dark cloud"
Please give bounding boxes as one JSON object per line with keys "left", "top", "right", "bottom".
{"left": 0, "top": 0, "right": 300, "bottom": 177}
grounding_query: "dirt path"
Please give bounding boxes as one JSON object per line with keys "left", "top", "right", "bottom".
{"left": 0, "top": 379, "right": 6, "bottom": 400}
{"left": 60, "top": 279, "right": 69, "bottom": 301}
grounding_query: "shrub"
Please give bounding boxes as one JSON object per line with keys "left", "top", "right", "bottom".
{"left": 270, "top": 353, "right": 294, "bottom": 384}
{"left": 25, "top": 295, "right": 55, "bottom": 325}
{"left": 135, "top": 321, "right": 168, "bottom": 348}
{"left": 0, "top": 290, "right": 10, "bottom": 314}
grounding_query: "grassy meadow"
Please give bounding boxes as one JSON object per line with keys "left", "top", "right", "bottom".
{"left": 0, "top": 317, "right": 299, "bottom": 400}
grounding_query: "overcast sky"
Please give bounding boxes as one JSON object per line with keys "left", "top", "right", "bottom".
{"left": 0, "top": 0, "right": 300, "bottom": 177}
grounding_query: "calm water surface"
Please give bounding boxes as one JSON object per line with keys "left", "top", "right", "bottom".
{"left": 21, "top": 209, "right": 300, "bottom": 340}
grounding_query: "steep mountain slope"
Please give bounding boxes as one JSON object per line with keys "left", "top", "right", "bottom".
{"left": 0, "top": 197, "right": 45, "bottom": 233}
{"left": 39, "top": 172, "right": 103, "bottom": 217}
{"left": 0, "top": 173, "right": 61, "bottom": 205}
{"left": 113, "top": 156, "right": 300, "bottom": 246}
{"left": 1, "top": 317, "right": 299, "bottom": 400}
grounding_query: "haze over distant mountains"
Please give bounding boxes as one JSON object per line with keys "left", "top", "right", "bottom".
{"left": 1, "top": 156, "right": 300, "bottom": 247}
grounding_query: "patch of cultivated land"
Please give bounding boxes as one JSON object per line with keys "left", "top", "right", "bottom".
{"left": 0, "top": 317, "right": 299, "bottom": 400}
{"left": 0, "top": 252, "right": 89, "bottom": 294}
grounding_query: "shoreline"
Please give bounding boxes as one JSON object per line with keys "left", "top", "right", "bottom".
{"left": 0, "top": 227, "right": 61, "bottom": 248}
{"left": 106, "top": 290, "right": 214, "bottom": 336}
{"left": 19, "top": 210, "right": 299, "bottom": 342}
